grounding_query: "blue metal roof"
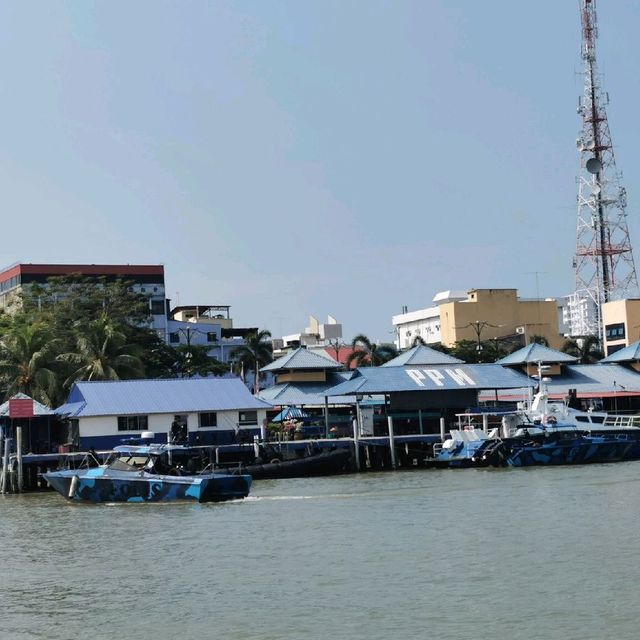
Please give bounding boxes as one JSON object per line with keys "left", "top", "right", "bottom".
{"left": 326, "top": 364, "right": 533, "bottom": 396}
{"left": 55, "top": 401, "right": 86, "bottom": 418}
{"left": 271, "top": 407, "right": 310, "bottom": 422}
{"left": 261, "top": 347, "right": 343, "bottom": 372}
{"left": 600, "top": 341, "right": 640, "bottom": 363}
{"left": 482, "top": 363, "right": 640, "bottom": 400}
{"left": 55, "top": 378, "right": 272, "bottom": 417}
{"left": 382, "top": 345, "right": 464, "bottom": 367}
{"left": 497, "top": 343, "right": 578, "bottom": 365}
{"left": 258, "top": 382, "right": 360, "bottom": 406}
{"left": 544, "top": 364, "right": 640, "bottom": 395}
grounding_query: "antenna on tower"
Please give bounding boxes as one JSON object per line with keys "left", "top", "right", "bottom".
{"left": 569, "top": 0, "right": 639, "bottom": 340}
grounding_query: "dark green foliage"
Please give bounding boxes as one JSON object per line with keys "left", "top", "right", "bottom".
{"left": 448, "top": 339, "right": 482, "bottom": 363}
{"left": 0, "top": 277, "right": 229, "bottom": 404}
{"left": 561, "top": 335, "right": 603, "bottom": 363}
{"left": 230, "top": 330, "right": 273, "bottom": 393}
{"left": 346, "top": 334, "right": 398, "bottom": 367}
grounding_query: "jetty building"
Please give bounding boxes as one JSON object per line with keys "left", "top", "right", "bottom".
{"left": 55, "top": 378, "right": 271, "bottom": 449}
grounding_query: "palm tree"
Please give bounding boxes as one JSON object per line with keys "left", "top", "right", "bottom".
{"left": 346, "top": 334, "right": 398, "bottom": 367}
{"left": 0, "top": 322, "right": 61, "bottom": 405}
{"left": 58, "top": 315, "right": 144, "bottom": 386}
{"left": 410, "top": 335, "right": 427, "bottom": 347}
{"left": 229, "top": 329, "right": 273, "bottom": 393}
{"left": 561, "top": 335, "right": 603, "bottom": 363}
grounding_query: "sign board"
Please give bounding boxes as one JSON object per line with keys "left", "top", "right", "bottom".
{"left": 9, "top": 398, "right": 34, "bottom": 419}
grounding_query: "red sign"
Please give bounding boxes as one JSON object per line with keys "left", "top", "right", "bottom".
{"left": 9, "top": 399, "right": 34, "bottom": 418}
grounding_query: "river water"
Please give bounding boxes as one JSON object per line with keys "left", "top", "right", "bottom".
{"left": 2, "top": 463, "right": 640, "bottom": 640}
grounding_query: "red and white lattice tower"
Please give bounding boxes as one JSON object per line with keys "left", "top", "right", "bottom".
{"left": 570, "top": 0, "right": 639, "bottom": 338}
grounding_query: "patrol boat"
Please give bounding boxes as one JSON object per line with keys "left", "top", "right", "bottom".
{"left": 44, "top": 444, "right": 252, "bottom": 503}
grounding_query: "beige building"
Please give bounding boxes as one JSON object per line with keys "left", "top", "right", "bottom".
{"left": 601, "top": 299, "right": 640, "bottom": 356}
{"left": 438, "top": 288, "right": 563, "bottom": 349}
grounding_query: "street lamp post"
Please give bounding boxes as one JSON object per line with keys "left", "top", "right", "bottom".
{"left": 456, "top": 320, "right": 502, "bottom": 362}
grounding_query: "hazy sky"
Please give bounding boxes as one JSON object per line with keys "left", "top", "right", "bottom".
{"left": 1, "top": 1, "right": 640, "bottom": 342}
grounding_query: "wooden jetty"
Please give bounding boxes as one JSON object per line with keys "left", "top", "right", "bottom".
{"left": 0, "top": 421, "right": 444, "bottom": 494}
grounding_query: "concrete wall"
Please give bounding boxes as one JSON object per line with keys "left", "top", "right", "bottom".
{"left": 439, "top": 289, "right": 562, "bottom": 349}
{"left": 77, "top": 408, "right": 268, "bottom": 449}
{"left": 602, "top": 299, "right": 640, "bottom": 355}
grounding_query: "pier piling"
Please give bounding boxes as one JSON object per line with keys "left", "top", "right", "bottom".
{"left": 387, "top": 417, "right": 397, "bottom": 469}
{"left": 16, "top": 427, "right": 23, "bottom": 493}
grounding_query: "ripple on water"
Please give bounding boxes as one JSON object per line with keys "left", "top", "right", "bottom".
{"left": 1, "top": 464, "right": 640, "bottom": 639}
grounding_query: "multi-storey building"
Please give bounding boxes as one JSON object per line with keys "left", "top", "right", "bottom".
{"left": 0, "top": 264, "right": 255, "bottom": 365}
{"left": 393, "top": 288, "right": 565, "bottom": 352}
{"left": 392, "top": 291, "right": 467, "bottom": 349}
{"left": 0, "top": 262, "right": 168, "bottom": 332}
{"left": 601, "top": 299, "right": 640, "bottom": 356}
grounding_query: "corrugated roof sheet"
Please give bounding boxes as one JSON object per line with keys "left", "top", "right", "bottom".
{"left": 382, "top": 345, "right": 464, "bottom": 367}
{"left": 55, "top": 401, "right": 86, "bottom": 418}
{"left": 480, "top": 363, "right": 640, "bottom": 400}
{"left": 326, "top": 364, "right": 533, "bottom": 395}
{"left": 544, "top": 364, "right": 640, "bottom": 395}
{"left": 0, "top": 393, "right": 56, "bottom": 417}
{"left": 55, "top": 378, "right": 272, "bottom": 417}
{"left": 261, "top": 347, "right": 344, "bottom": 372}
{"left": 497, "top": 343, "right": 578, "bottom": 365}
{"left": 258, "top": 382, "right": 359, "bottom": 406}
{"left": 600, "top": 341, "right": 640, "bottom": 363}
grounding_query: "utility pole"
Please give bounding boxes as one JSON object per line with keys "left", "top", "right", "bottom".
{"left": 571, "top": 0, "right": 639, "bottom": 339}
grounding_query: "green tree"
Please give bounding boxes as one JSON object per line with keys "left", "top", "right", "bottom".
{"left": 58, "top": 315, "right": 145, "bottom": 385}
{"left": 410, "top": 335, "right": 427, "bottom": 347}
{"left": 529, "top": 335, "right": 550, "bottom": 347}
{"left": 0, "top": 322, "right": 61, "bottom": 405}
{"left": 174, "top": 344, "right": 230, "bottom": 378}
{"left": 485, "top": 338, "right": 509, "bottom": 362}
{"left": 229, "top": 329, "right": 273, "bottom": 393}
{"left": 19, "top": 277, "right": 152, "bottom": 350}
{"left": 449, "top": 339, "right": 480, "bottom": 363}
{"left": 346, "top": 334, "right": 398, "bottom": 367}
{"left": 561, "top": 335, "right": 603, "bottom": 363}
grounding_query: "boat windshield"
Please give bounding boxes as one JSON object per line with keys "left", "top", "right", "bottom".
{"left": 107, "top": 456, "right": 150, "bottom": 472}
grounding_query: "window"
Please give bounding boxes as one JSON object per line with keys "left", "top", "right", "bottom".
{"left": 605, "top": 323, "right": 625, "bottom": 340}
{"left": 169, "top": 332, "right": 180, "bottom": 343}
{"left": 117, "top": 415, "right": 148, "bottom": 431}
{"left": 207, "top": 332, "right": 217, "bottom": 343}
{"left": 199, "top": 412, "right": 217, "bottom": 428}
{"left": 238, "top": 410, "right": 258, "bottom": 425}
{"left": 150, "top": 300, "right": 166, "bottom": 315}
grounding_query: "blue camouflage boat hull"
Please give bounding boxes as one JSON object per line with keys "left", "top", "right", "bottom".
{"left": 505, "top": 435, "right": 636, "bottom": 467}
{"left": 44, "top": 467, "right": 252, "bottom": 503}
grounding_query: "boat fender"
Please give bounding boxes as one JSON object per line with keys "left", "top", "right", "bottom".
{"left": 68, "top": 475, "right": 79, "bottom": 499}
{"left": 269, "top": 458, "right": 282, "bottom": 465}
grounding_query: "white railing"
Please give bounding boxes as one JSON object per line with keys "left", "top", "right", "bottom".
{"left": 603, "top": 415, "right": 640, "bottom": 429}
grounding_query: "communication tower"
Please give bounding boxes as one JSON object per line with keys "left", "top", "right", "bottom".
{"left": 571, "top": 0, "right": 639, "bottom": 338}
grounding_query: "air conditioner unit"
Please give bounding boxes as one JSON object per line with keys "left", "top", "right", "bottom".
{"left": 516, "top": 326, "right": 525, "bottom": 334}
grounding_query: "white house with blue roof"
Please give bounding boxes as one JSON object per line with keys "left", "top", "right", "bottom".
{"left": 55, "top": 378, "right": 272, "bottom": 449}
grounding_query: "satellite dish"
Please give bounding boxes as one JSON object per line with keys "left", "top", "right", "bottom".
{"left": 586, "top": 157, "right": 602, "bottom": 174}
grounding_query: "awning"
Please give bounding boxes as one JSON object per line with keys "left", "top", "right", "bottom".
{"left": 271, "top": 407, "right": 310, "bottom": 423}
